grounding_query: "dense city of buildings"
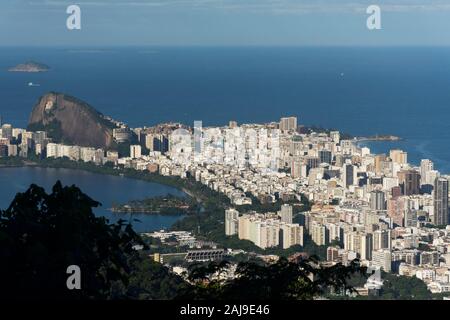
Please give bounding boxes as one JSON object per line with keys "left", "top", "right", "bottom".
{"left": 1, "top": 115, "right": 450, "bottom": 294}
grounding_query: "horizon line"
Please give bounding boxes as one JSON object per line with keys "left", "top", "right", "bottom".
{"left": 2, "top": 44, "right": 450, "bottom": 48}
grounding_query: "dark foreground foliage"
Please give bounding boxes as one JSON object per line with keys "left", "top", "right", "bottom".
{"left": 182, "top": 257, "right": 366, "bottom": 300}
{"left": 0, "top": 181, "right": 365, "bottom": 300}
{"left": 0, "top": 181, "right": 188, "bottom": 300}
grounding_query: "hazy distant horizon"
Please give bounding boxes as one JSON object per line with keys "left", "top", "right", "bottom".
{"left": 1, "top": 0, "right": 448, "bottom": 47}
{"left": 3, "top": 44, "right": 450, "bottom": 48}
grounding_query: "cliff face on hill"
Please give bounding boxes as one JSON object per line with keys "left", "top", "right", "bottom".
{"left": 28, "top": 92, "right": 116, "bottom": 149}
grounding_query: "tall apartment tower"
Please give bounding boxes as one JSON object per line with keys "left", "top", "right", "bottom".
{"left": 344, "top": 231, "right": 362, "bottom": 253}
{"left": 280, "top": 224, "right": 304, "bottom": 249}
{"left": 374, "top": 154, "right": 386, "bottom": 175}
{"left": 373, "top": 229, "right": 391, "bottom": 250}
{"left": 343, "top": 163, "right": 355, "bottom": 188}
{"left": 279, "top": 117, "right": 297, "bottom": 132}
{"left": 311, "top": 222, "right": 329, "bottom": 246}
{"left": 390, "top": 149, "right": 408, "bottom": 165}
{"left": 420, "top": 159, "right": 434, "bottom": 185}
{"left": 305, "top": 156, "right": 319, "bottom": 175}
{"left": 397, "top": 170, "right": 421, "bottom": 196}
{"left": 372, "top": 249, "right": 392, "bottom": 272}
{"left": 258, "top": 223, "right": 280, "bottom": 249}
{"left": 278, "top": 204, "right": 293, "bottom": 224}
{"left": 360, "top": 233, "right": 373, "bottom": 261}
{"left": 291, "top": 160, "right": 303, "bottom": 179}
{"left": 146, "top": 133, "right": 169, "bottom": 153}
{"left": 319, "top": 150, "right": 332, "bottom": 164}
{"left": 130, "top": 145, "right": 142, "bottom": 159}
{"left": 433, "top": 178, "right": 449, "bottom": 226}
{"left": 370, "top": 190, "right": 386, "bottom": 211}
{"left": 225, "top": 209, "right": 239, "bottom": 236}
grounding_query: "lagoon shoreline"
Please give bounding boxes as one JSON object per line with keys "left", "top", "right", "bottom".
{"left": 0, "top": 161, "right": 189, "bottom": 233}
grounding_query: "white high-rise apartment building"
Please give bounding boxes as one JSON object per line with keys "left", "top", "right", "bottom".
{"left": 372, "top": 249, "right": 392, "bottom": 272}
{"left": 373, "top": 229, "right": 391, "bottom": 251}
{"left": 344, "top": 231, "right": 362, "bottom": 254}
{"left": 279, "top": 117, "right": 297, "bottom": 132}
{"left": 290, "top": 160, "right": 302, "bottom": 178}
{"left": 237, "top": 214, "right": 302, "bottom": 249}
{"left": 390, "top": 149, "right": 408, "bottom": 165}
{"left": 238, "top": 215, "right": 252, "bottom": 240}
{"left": 280, "top": 224, "right": 304, "bottom": 249}
{"left": 426, "top": 170, "right": 440, "bottom": 187}
{"left": 420, "top": 159, "right": 434, "bottom": 185}
{"left": 258, "top": 222, "right": 280, "bottom": 249}
{"left": 225, "top": 209, "right": 239, "bottom": 236}
{"left": 311, "top": 222, "right": 328, "bottom": 246}
{"left": 130, "top": 145, "right": 142, "bottom": 159}
{"left": 278, "top": 204, "right": 293, "bottom": 224}
{"left": 46, "top": 143, "right": 59, "bottom": 158}
{"left": 326, "top": 223, "right": 344, "bottom": 243}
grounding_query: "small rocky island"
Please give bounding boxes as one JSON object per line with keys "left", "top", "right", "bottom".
{"left": 355, "top": 135, "right": 402, "bottom": 142}
{"left": 8, "top": 61, "right": 50, "bottom": 72}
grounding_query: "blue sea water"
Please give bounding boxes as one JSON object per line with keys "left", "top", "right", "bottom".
{"left": 1, "top": 46, "right": 450, "bottom": 172}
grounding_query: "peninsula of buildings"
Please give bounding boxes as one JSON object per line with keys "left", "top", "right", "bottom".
{"left": 8, "top": 61, "right": 49, "bottom": 72}
{"left": 1, "top": 109, "right": 450, "bottom": 296}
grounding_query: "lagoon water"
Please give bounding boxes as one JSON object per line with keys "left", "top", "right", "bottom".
{"left": 1, "top": 46, "right": 450, "bottom": 172}
{"left": 0, "top": 167, "right": 186, "bottom": 232}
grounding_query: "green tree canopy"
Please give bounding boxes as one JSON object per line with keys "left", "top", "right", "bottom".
{"left": 0, "top": 181, "right": 151, "bottom": 299}
{"left": 183, "top": 257, "right": 366, "bottom": 300}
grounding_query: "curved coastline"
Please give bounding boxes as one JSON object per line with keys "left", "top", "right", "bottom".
{"left": 0, "top": 158, "right": 185, "bottom": 192}
{"left": 0, "top": 160, "right": 190, "bottom": 232}
{"left": 0, "top": 157, "right": 205, "bottom": 210}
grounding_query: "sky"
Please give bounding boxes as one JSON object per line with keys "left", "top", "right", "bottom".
{"left": 0, "top": 0, "right": 449, "bottom": 46}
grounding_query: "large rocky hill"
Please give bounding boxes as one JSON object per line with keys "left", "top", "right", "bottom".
{"left": 28, "top": 92, "right": 116, "bottom": 149}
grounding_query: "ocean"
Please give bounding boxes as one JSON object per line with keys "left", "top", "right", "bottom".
{"left": 1, "top": 46, "right": 450, "bottom": 172}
